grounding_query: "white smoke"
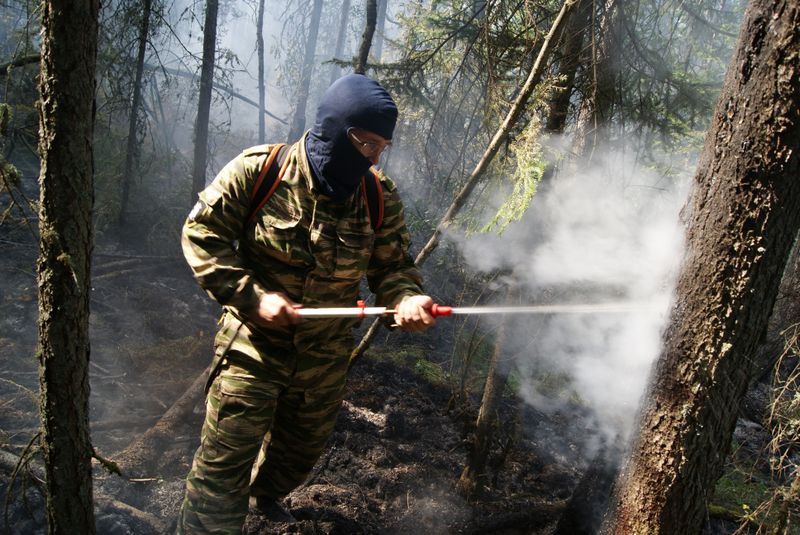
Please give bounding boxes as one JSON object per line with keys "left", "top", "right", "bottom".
{"left": 447, "top": 146, "right": 690, "bottom": 442}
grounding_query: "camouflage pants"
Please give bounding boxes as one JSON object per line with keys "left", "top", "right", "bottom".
{"left": 176, "top": 342, "right": 348, "bottom": 534}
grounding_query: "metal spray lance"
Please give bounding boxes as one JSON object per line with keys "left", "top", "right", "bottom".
{"left": 294, "top": 300, "right": 658, "bottom": 318}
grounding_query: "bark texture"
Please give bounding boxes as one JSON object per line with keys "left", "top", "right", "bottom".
{"left": 191, "top": 0, "right": 219, "bottom": 199}
{"left": 36, "top": 0, "right": 100, "bottom": 532}
{"left": 287, "top": 0, "right": 324, "bottom": 142}
{"left": 545, "top": 0, "right": 591, "bottom": 134}
{"left": 572, "top": 0, "right": 619, "bottom": 160}
{"left": 609, "top": 1, "right": 800, "bottom": 532}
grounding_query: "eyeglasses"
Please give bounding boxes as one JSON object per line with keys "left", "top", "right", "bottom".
{"left": 347, "top": 128, "right": 391, "bottom": 159}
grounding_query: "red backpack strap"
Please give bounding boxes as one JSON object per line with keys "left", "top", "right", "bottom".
{"left": 247, "top": 144, "right": 290, "bottom": 225}
{"left": 361, "top": 168, "right": 384, "bottom": 231}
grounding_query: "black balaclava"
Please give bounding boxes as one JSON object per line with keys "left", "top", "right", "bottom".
{"left": 305, "top": 74, "right": 398, "bottom": 201}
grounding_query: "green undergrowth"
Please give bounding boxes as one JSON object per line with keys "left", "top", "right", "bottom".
{"left": 708, "top": 467, "right": 800, "bottom": 535}
{"left": 366, "top": 345, "right": 449, "bottom": 387}
{"left": 713, "top": 467, "right": 771, "bottom": 513}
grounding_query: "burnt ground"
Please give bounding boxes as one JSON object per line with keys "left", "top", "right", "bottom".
{"left": 0, "top": 231, "right": 786, "bottom": 534}
{"left": 0, "top": 235, "right": 582, "bottom": 535}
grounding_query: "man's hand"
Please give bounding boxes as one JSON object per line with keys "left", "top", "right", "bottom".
{"left": 252, "top": 292, "right": 301, "bottom": 327}
{"left": 393, "top": 295, "right": 436, "bottom": 332}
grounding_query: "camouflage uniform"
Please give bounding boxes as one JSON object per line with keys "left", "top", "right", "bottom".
{"left": 177, "top": 135, "right": 423, "bottom": 534}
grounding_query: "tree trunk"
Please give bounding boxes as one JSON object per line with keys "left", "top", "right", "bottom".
{"left": 256, "top": 0, "right": 266, "bottom": 144}
{"left": 608, "top": 1, "right": 800, "bottom": 532}
{"left": 329, "top": 0, "right": 352, "bottom": 86}
{"left": 457, "top": 286, "right": 513, "bottom": 499}
{"left": 191, "top": 0, "right": 219, "bottom": 201}
{"left": 545, "top": 0, "right": 591, "bottom": 134}
{"left": 36, "top": 0, "right": 100, "bottom": 532}
{"left": 572, "top": 0, "right": 619, "bottom": 160}
{"left": 541, "top": 0, "right": 592, "bottom": 188}
{"left": 287, "top": 0, "right": 324, "bottom": 142}
{"left": 354, "top": 0, "right": 378, "bottom": 74}
{"left": 351, "top": 0, "right": 583, "bottom": 363}
{"left": 373, "top": 0, "right": 388, "bottom": 62}
{"left": 120, "top": 0, "right": 153, "bottom": 226}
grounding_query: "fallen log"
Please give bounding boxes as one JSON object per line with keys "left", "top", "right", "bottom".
{"left": 114, "top": 371, "right": 207, "bottom": 476}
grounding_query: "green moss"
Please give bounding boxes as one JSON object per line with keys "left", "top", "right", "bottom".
{"left": 413, "top": 359, "right": 448, "bottom": 386}
{"left": 714, "top": 468, "right": 770, "bottom": 511}
{"left": 712, "top": 468, "right": 773, "bottom": 526}
{"left": 367, "top": 346, "right": 449, "bottom": 386}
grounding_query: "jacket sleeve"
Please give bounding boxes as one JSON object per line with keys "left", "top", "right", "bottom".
{"left": 181, "top": 149, "right": 269, "bottom": 318}
{"left": 366, "top": 174, "right": 425, "bottom": 307}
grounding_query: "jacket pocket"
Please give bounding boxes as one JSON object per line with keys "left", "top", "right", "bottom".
{"left": 310, "top": 223, "right": 373, "bottom": 280}
{"left": 252, "top": 216, "right": 307, "bottom": 265}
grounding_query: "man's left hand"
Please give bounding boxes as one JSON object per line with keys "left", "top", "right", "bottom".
{"left": 394, "top": 295, "right": 436, "bottom": 332}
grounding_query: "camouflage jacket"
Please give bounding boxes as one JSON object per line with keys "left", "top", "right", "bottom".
{"left": 182, "top": 135, "right": 424, "bottom": 358}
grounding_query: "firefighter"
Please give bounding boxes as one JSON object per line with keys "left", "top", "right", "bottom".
{"left": 177, "top": 74, "right": 434, "bottom": 533}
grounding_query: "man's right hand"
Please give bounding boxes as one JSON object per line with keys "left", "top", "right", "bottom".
{"left": 252, "top": 292, "right": 301, "bottom": 327}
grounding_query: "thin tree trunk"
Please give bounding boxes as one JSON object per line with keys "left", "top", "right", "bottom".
{"left": 329, "top": 0, "right": 352, "bottom": 85}
{"left": 351, "top": 0, "right": 583, "bottom": 363}
{"left": 354, "top": 0, "right": 378, "bottom": 74}
{"left": 287, "top": 0, "right": 324, "bottom": 142}
{"left": 608, "top": 1, "right": 800, "bottom": 532}
{"left": 36, "top": 0, "right": 100, "bottom": 532}
{"left": 191, "top": 0, "right": 219, "bottom": 201}
{"left": 572, "top": 0, "right": 618, "bottom": 160}
{"left": 256, "top": 0, "right": 266, "bottom": 144}
{"left": 373, "top": 0, "right": 388, "bottom": 62}
{"left": 120, "top": 0, "right": 153, "bottom": 227}
{"left": 457, "top": 285, "right": 514, "bottom": 499}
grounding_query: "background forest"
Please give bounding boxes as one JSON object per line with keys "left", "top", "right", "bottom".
{"left": 1, "top": 0, "right": 798, "bottom": 534}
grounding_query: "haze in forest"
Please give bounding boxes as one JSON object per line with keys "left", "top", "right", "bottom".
{"left": 9, "top": 0, "right": 797, "bottom": 533}
{"left": 448, "top": 145, "right": 690, "bottom": 444}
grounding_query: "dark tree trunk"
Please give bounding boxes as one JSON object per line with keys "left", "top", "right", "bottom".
{"left": 256, "top": 0, "right": 266, "bottom": 144}
{"left": 329, "top": 0, "right": 352, "bottom": 85}
{"left": 545, "top": 0, "right": 591, "bottom": 134}
{"left": 354, "top": 0, "right": 377, "bottom": 74}
{"left": 287, "top": 0, "right": 324, "bottom": 142}
{"left": 373, "top": 0, "right": 388, "bottom": 62}
{"left": 36, "top": 0, "right": 100, "bottom": 532}
{"left": 120, "top": 0, "right": 153, "bottom": 226}
{"left": 553, "top": 439, "right": 623, "bottom": 535}
{"left": 572, "top": 0, "right": 619, "bottom": 160}
{"left": 541, "top": 0, "right": 591, "bottom": 188}
{"left": 191, "top": 0, "right": 219, "bottom": 200}
{"left": 608, "top": 1, "right": 800, "bottom": 532}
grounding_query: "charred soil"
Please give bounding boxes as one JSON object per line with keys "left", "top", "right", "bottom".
{"left": 0, "top": 242, "right": 578, "bottom": 534}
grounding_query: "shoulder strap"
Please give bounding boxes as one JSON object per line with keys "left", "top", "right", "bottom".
{"left": 247, "top": 145, "right": 384, "bottom": 231}
{"left": 361, "top": 168, "right": 384, "bottom": 231}
{"left": 247, "top": 144, "right": 290, "bottom": 225}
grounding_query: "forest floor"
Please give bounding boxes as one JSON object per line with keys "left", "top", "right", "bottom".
{"left": 0, "top": 229, "right": 779, "bottom": 534}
